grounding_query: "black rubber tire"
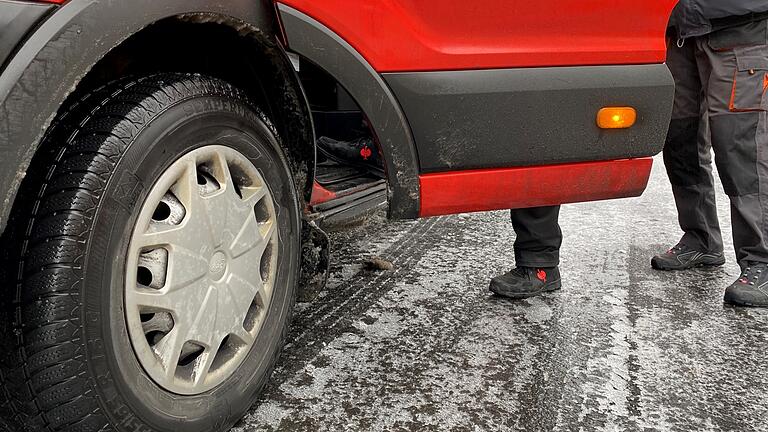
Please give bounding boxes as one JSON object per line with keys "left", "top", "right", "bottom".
{"left": 0, "top": 73, "right": 300, "bottom": 432}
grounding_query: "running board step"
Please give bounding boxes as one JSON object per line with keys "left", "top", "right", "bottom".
{"left": 311, "top": 182, "right": 387, "bottom": 229}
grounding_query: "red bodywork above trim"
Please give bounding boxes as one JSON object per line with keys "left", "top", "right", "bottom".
{"left": 277, "top": 1, "right": 677, "bottom": 72}
{"left": 419, "top": 158, "right": 653, "bottom": 218}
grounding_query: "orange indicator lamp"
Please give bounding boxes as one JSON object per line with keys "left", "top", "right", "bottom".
{"left": 597, "top": 107, "right": 636, "bottom": 129}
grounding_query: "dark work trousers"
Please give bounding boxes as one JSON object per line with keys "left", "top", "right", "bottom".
{"left": 664, "top": 20, "right": 768, "bottom": 266}
{"left": 510, "top": 206, "right": 562, "bottom": 267}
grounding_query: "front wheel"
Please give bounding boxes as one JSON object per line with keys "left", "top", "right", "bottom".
{"left": 1, "top": 74, "right": 300, "bottom": 431}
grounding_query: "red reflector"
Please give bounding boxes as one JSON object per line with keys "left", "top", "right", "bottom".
{"left": 309, "top": 181, "right": 337, "bottom": 206}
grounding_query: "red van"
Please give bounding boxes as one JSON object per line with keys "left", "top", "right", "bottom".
{"left": 0, "top": 1, "right": 676, "bottom": 430}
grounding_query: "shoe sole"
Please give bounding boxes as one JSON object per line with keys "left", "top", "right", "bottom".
{"left": 489, "top": 279, "right": 562, "bottom": 299}
{"left": 724, "top": 299, "right": 768, "bottom": 307}
{"left": 723, "top": 293, "right": 768, "bottom": 308}
{"left": 650, "top": 258, "right": 725, "bottom": 271}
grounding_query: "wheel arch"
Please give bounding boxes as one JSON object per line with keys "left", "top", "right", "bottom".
{"left": 0, "top": 0, "right": 315, "bottom": 234}
{"left": 277, "top": 4, "right": 421, "bottom": 220}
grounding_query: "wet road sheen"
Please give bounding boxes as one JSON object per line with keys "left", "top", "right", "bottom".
{"left": 233, "top": 157, "right": 768, "bottom": 431}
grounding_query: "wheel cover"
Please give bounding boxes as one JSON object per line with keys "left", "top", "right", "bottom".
{"left": 125, "top": 145, "right": 279, "bottom": 395}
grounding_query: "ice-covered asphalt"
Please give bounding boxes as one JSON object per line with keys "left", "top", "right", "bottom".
{"left": 233, "top": 156, "right": 768, "bottom": 432}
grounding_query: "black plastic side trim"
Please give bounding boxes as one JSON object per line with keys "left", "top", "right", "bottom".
{"left": 277, "top": 4, "right": 420, "bottom": 220}
{"left": 0, "top": 1, "right": 53, "bottom": 72}
{"left": 384, "top": 64, "right": 674, "bottom": 172}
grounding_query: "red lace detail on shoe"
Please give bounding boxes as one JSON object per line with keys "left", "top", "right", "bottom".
{"left": 360, "top": 146, "right": 372, "bottom": 160}
{"left": 536, "top": 269, "right": 547, "bottom": 282}
{"left": 739, "top": 277, "right": 749, "bottom": 284}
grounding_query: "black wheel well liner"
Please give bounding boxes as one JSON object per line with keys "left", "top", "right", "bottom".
{"left": 277, "top": 4, "right": 421, "bottom": 220}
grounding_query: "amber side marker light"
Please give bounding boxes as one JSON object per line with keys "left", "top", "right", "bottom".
{"left": 597, "top": 107, "right": 636, "bottom": 129}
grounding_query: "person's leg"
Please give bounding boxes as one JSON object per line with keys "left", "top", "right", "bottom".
{"left": 490, "top": 206, "right": 562, "bottom": 299}
{"left": 697, "top": 24, "right": 768, "bottom": 306}
{"left": 510, "top": 206, "right": 562, "bottom": 267}
{"left": 653, "top": 33, "right": 725, "bottom": 270}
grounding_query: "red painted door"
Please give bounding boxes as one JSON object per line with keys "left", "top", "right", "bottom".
{"left": 276, "top": 0, "right": 678, "bottom": 72}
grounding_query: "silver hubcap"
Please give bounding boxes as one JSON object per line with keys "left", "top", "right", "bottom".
{"left": 125, "top": 145, "right": 278, "bottom": 395}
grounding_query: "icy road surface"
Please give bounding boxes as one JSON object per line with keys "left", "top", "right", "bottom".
{"left": 234, "top": 157, "right": 768, "bottom": 432}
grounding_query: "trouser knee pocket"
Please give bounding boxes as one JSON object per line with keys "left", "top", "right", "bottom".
{"left": 710, "top": 113, "right": 760, "bottom": 196}
{"left": 664, "top": 118, "right": 707, "bottom": 186}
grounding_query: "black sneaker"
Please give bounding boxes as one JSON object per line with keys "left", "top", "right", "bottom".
{"left": 317, "top": 136, "right": 384, "bottom": 172}
{"left": 489, "top": 266, "right": 562, "bottom": 299}
{"left": 651, "top": 243, "right": 725, "bottom": 271}
{"left": 724, "top": 262, "right": 768, "bottom": 307}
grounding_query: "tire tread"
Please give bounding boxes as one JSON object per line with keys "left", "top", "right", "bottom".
{"left": 0, "top": 73, "right": 275, "bottom": 431}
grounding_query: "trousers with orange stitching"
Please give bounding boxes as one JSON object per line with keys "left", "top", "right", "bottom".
{"left": 664, "top": 19, "right": 768, "bottom": 267}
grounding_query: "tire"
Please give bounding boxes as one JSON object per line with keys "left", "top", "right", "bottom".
{"left": 0, "top": 73, "right": 300, "bottom": 431}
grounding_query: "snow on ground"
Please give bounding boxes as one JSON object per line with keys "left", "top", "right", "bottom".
{"left": 233, "top": 156, "right": 768, "bottom": 432}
